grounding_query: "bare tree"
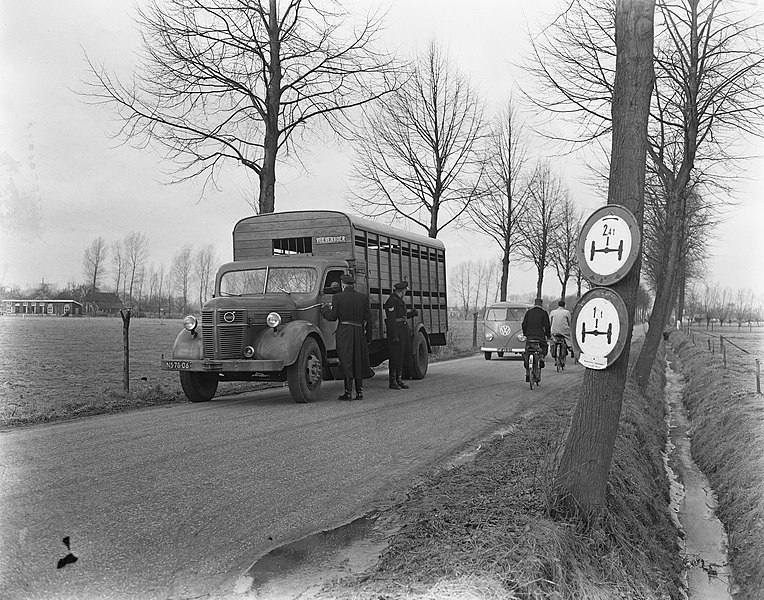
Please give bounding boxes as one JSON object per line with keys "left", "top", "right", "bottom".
{"left": 449, "top": 261, "right": 474, "bottom": 319}
{"left": 111, "top": 240, "right": 125, "bottom": 298}
{"left": 172, "top": 245, "right": 194, "bottom": 314}
{"left": 85, "top": 0, "right": 398, "bottom": 214}
{"left": 553, "top": 0, "right": 655, "bottom": 521}
{"left": 549, "top": 194, "right": 580, "bottom": 300}
{"left": 350, "top": 40, "right": 485, "bottom": 238}
{"left": 124, "top": 231, "right": 149, "bottom": 306}
{"left": 156, "top": 263, "right": 167, "bottom": 318}
{"left": 195, "top": 244, "right": 218, "bottom": 309}
{"left": 468, "top": 98, "right": 530, "bottom": 300}
{"left": 515, "top": 162, "right": 565, "bottom": 299}
{"left": 82, "top": 236, "right": 109, "bottom": 292}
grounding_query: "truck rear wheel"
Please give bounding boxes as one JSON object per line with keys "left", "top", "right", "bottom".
{"left": 180, "top": 372, "right": 218, "bottom": 403}
{"left": 409, "top": 330, "right": 429, "bottom": 379}
{"left": 287, "top": 337, "right": 323, "bottom": 403}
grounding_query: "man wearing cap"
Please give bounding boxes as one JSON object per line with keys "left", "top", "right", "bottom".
{"left": 521, "top": 298, "right": 551, "bottom": 383}
{"left": 321, "top": 273, "right": 372, "bottom": 400}
{"left": 384, "top": 281, "right": 419, "bottom": 390}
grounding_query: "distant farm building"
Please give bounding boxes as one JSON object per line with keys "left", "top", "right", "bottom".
{"left": 83, "top": 291, "right": 125, "bottom": 316}
{"left": 2, "top": 299, "right": 83, "bottom": 316}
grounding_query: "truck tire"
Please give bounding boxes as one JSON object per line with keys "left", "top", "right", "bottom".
{"left": 287, "top": 337, "right": 323, "bottom": 403}
{"left": 408, "top": 330, "right": 429, "bottom": 379}
{"left": 180, "top": 372, "right": 218, "bottom": 403}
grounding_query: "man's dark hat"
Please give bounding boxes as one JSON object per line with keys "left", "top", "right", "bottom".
{"left": 393, "top": 281, "right": 409, "bottom": 290}
{"left": 341, "top": 273, "right": 355, "bottom": 285}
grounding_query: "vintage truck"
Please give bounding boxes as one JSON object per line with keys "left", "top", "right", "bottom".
{"left": 161, "top": 210, "right": 448, "bottom": 403}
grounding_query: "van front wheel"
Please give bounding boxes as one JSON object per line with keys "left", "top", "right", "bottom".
{"left": 287, "top": 337, "right": 323, "bottom": 403}
{"left": 180, "top": 372, "right": 218, "bottom": 402}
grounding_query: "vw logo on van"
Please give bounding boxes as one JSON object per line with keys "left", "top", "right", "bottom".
{"left": 223, "top": 311, "right": 236, "bottom": 323}
{"left": 499, "top": 325, "right": 511, "bottom": 336}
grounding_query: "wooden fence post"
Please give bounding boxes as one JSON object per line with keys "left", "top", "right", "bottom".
{"left": 756, "top": 359, "right": 761, "bottom": 394}
{"left": 472, "top": 312, "right": 479, "bottom": 347}
{"left": 120, "top": 309, "right": 131, "bottom": 393}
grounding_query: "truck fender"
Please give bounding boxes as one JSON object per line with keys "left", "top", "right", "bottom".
{"left": 255, "top": 321, "right": 325, "bottom": 366}
{"left": 172, "top": 329, "right": 204, "bottom": 360}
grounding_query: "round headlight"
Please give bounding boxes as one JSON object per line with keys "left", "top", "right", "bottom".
{"left": 266, "top": 312, "right": 282, "bottom": 328}
{"left": 517, "top": 334, "right": 526, "bottom": 342}
{"left": 183, "top": 315, "right": 198, "bottom": 332}
{"left": 485, "top": 332, "right": 494, "bottom": 341}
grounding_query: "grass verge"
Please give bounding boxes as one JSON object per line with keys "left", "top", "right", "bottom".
{"left": 668, "top": 330, "right": 764, "bottom": 599}
{"left": 317, "top": 343, "right": 683, "bottom": 600}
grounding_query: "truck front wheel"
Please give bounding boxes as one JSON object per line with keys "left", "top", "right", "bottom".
{"left": 180, "top": 372, "right": 218, "bottom": 403}
{"left": 287, "top": 337, "right": 323, "bottom": 403}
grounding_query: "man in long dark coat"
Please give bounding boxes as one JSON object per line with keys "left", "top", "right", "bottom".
{"left": 384, "top": 281, "right": 418, "bottom": 390}
{"left": 321, "top": 273, "right": 372, "bottom": 400}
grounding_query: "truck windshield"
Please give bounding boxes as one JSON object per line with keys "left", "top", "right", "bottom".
{"left": 220, "top": 267, "right": 318, "bottom": 295}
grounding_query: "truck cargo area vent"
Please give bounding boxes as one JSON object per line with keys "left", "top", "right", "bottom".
{"left": 273, "top": 237, "right": 312, "bottom": 255}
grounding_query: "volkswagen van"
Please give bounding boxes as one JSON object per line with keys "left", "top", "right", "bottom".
{"left": 480, "top": 301, "right": 532, "bottom": 360}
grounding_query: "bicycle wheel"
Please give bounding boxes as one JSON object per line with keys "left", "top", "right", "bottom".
{"left": 529, "top": 354, "right": 535, "bottom": 390}
{"left": 558, "top": 343, "right": 566, "bottom": 371}
{"left": 534, "top": 357, "right": 542, "bottom": 385}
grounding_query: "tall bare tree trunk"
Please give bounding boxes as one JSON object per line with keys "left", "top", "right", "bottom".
{"left": 500, "top": 249, "right": 510, "bottom": 302}
{"left": 633, "top": 191, "right": 683, "bottom": 387}
{"left": 553, "top": 0, "right": 654, "bottom": 521}
{"left": 258, "top": 0, "right": 281, "bottom": 215}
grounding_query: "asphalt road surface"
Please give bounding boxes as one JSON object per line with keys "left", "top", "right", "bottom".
{"left": 0, "top": 354, "right": 581, "bottom": 600}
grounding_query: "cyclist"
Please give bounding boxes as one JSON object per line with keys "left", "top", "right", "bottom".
{"left": 549, "top": 300, "right": 574, "bottom": 359}
{"left": 521, "top": 298, "right": 551, "bottom": 383}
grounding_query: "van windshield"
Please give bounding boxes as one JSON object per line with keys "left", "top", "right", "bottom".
{"left": 220, "top": 267, "right": 318, "bottom": 295}
{"left": 486, "top": 307, "right": 527, "bottom": 321}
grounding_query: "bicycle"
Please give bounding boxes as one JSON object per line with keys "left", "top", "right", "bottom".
{"left": 553, "top": 334, "right": 567, "bottom": 372}
{"left": 525, "top": 339, "right": 543, "bottom": 390}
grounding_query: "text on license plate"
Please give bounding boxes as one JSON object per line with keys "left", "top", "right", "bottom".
{"left": 165, "top": 360, "right": 192, "bottom": 370}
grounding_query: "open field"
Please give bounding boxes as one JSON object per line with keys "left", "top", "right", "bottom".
{"left": 0, "top": 316, "right": 189, "bottom": 427}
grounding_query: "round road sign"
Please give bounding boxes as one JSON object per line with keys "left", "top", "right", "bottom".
{"left": 571, "top": 287, "right": 629, "bottom": 370}
{"left": 577, "top": 205, "right": 640, "bottom": 286}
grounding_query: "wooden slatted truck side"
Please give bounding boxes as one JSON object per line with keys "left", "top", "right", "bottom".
{"left": 161, "top": 210, "right": 448, "bottom": 403}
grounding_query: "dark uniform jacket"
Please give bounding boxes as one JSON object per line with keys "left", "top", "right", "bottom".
{"left": 384, "top": 293, "right": 417, "bottom": 370}
{"left": 321, "top": 286, "right": 372, "bottom": 380}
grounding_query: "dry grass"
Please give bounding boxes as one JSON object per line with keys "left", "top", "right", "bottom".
{"left": 0, "top": 316, "right": 274, "bottom": 428}
{"left": 668, "top": 330, "right": 764, "bottom": 600}
{"left": 318, "top": 342, "right": 683, "bottom": 600}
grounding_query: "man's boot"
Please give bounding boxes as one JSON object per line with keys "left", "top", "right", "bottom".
{"left": 396, "top": 370, "right": 409, "bottom": 389}
{"left": 338, "top": 379, "right": 353, "bottom": 400}
{"left": 354, "top": 386, "right": 364, "bottom": 401}
{"left": 389, "top": 371, "right": 401, "bottom": 390}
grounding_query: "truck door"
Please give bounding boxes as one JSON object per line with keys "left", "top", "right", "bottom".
{"left": 319, "top": 269, "right": 344, "bottom": 352}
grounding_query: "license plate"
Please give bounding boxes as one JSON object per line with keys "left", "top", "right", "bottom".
{"left": 164, "top": 360, "right": 192, "bottom": 370}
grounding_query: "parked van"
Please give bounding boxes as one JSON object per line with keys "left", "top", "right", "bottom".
{"left": 480, "top": 301, "right": 532, "bottom": 360}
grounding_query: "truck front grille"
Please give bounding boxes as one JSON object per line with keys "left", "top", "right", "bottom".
{"left": 201, "top": 308, "right": 292, "bottom": 359}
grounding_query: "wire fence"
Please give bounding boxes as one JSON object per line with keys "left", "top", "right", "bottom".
{"left": 681, "top": 325, "right": 762, "bottom": 394}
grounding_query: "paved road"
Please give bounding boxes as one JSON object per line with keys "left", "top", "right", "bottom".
{"left": 0, "top": 354, "right": 581, "bottom": 600}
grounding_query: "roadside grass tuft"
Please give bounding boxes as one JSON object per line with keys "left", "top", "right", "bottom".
{"left": 320, "top": 343, "right": 682, "bottom": 599}
{"left": 669, "top": 331, "right": 764, "bottom": 599}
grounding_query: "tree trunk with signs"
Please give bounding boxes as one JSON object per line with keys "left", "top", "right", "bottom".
{"left": 553, "top": 0, "right": 654, "bottom": 521}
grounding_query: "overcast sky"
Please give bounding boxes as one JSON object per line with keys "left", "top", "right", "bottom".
{"left": 1, "top": 0, "right": 763, "bottom": 299}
